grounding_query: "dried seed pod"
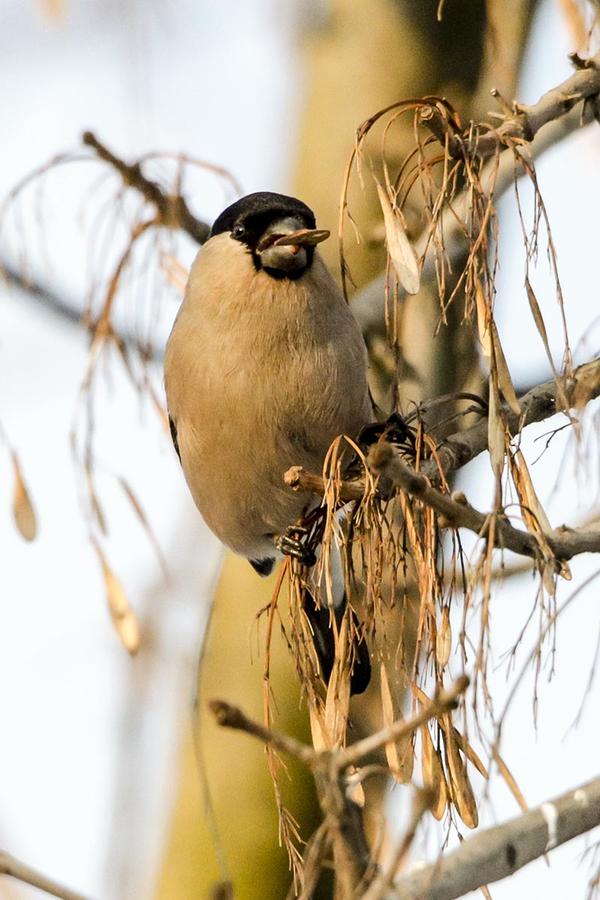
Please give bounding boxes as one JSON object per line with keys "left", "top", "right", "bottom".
{"left": 487, "top": 378, "right": 505, "bottom": 477}
{"left": 12, "top": 454, "right": 37, "bottom": 541}
{"left": 436, "top": 606, "right": 452, "bottom": 668}
{"left": 451, "top": 725, "right": 488, "bottom": 778}
{"left": 376, "top": 182, "right": 420, "bottom": 295}
{"left": 421, "top": 723, "right": 447, "bottom": 820}
{"left": 492, "top": 747, "right": 528, "bottom": 813}
{"left": 309, "top": 705, "right": 329, "bottom": 752}
{"left": 491, "top": 321, "right": 521, "bottom": 415}
{"left": 442, "top": 714, "right": 478, "bottom": 828}
{"left": 95, "top": 543, "right": 140, "bottom": 655}
{"left": 380, "top": 664, "right": 413, "bottom": 783}
{"left": 474, "top": 279, "right": 492, "bottom": 358}
{"left": 324, "top": 615, "right": 350, "bottom": 747}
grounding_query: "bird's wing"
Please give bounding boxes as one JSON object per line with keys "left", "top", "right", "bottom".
{"left": 168, "top": 414, "right": 181, "bottom": 462}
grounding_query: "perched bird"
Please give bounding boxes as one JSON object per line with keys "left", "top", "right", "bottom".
{"left": 164, "top": 191, "right": 372, "bottom": 693}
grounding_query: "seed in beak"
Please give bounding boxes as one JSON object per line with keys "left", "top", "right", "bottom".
{"left": 273, "top": 228, "right": 330, "bottom": 247}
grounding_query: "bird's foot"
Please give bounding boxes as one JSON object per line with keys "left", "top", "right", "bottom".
{"left": 276, "top": 524, "right": 317, "bottom": 567}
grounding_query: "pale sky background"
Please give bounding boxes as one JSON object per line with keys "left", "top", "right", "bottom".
{"left": 0, "top": 1, "right": 599, "bottom": 898}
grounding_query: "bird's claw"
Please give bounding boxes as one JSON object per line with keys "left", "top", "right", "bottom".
{"left": 276, "top": 525, "right": 317, "bottom": 567}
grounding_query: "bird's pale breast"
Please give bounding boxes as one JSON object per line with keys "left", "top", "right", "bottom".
{"left": 164, "top": 235, "right": 371, "bottom": 559}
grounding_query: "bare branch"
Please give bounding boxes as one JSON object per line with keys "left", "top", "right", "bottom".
{"left": 421, "top": 355, "right": 600, "bottom": 481}
{"left": 1, "top": 260, "right": 164, "bottom": 362}
{"left": 0, "top": 849, "right": 87, "bottom": 900}
{"left": 1, "top": 262, "right": 83, "bottom": 327}
{"left": 335, "top": 676, "right": 469, "bottom": 770}
{"left": 385, "top": 776, "right": 600, "bottom": 900}
{"left": 81, "top": 131, "right": 210, "bottom": 244}
{"left": 284, "top": 465, "right": 365, "bottom": 502}
{"left": 462, "top": 49, "right": 600, "bottom": 158}
{"left": 362, "top": 789, "right": 434, "bottom": 900}
{"left": 208, "top": 699, "right": 316, "bottom": 765}
{"left": 284, "top": 356, "right": 600, "bottom": 515}
{"left": 352, "top": 86, "right": 599, "bottom": 341}
{"left": 369, "top": 442, "right": 600, "bottom": 564}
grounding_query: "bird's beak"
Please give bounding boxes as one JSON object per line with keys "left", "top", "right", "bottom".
{"left": 256, "top": 228, "right": 330, "bottom": 254}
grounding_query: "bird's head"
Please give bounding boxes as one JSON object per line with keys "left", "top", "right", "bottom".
{"left": 210, "top": 192, "right": 330, "bottom": 279}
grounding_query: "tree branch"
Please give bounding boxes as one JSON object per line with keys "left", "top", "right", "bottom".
{"left": 369, "top": 442, "right": 600, "bottom": 564}
{"left": 0, "top": 849, "right": 87, "bottom": 900}
{"left": 208, "top": 699, "right": 316, "bottom": 765}
{"left": 334, "top": 676, "right": 469, "bottom": 770}
{"left": 460, "top": 49, "right": 600, "bottom": 159}
{"left": 284, "top": 356, "right": 600, "bottom": 522}
{"left": 209, "top": 698, "right": 371, "bottom": 890}
{"left": 209, "top": 679, "right": 468, "bottom": 894}
{"left": 352, "top": 57, "right": 600, "bottom": 340}
{"left": 284, "top": 465, "right": 365, "bottom": 503}
{"left": 82, "top": 131, "right": 210, "bottom": 244}
{"left": 209, "top": 678, "right": 468, "bottom": 773}
{"left": 420, "top": 355, "right": 600, "bottom": 481}
{"left": 385, "top": 776, "right": 600, "bottom": 900}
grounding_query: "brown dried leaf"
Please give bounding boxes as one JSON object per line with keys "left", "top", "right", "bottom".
{"left": 380, "top": 664, "right": 413, "bottom": 783}
{"left": 376, "top": 182, "right": 420, "bottom": 295}
{"left": 421, "top": 724, "right": 447, "bottom": 820}
{"left": 442, "top": 714, "right": 478, "bottom": 828}
{"left": 436, "top": 606, "right": 452, "bottom": 669}
{"left": 12, "top": 454, "right": 37, "bottom": 541}
{"left": 509, "top": 449, "right": 561, "bottom": 590}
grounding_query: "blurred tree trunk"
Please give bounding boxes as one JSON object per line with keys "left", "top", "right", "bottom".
{"left": 157, "top": 2, "right": 538, "bottom": 896}
{"left": 157, "top": 556, "right": 324, "bottom": 899}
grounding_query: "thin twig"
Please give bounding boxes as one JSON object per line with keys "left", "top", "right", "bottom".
{"left": 0, "top": 850, "right": 88, "bottom": 900}
{"left": 362, "top": 788, "right": 434, "bottom": 900}
{"left": 208, "top": 699, "right": 316, "bottom": 765}
{"left": 82, "top": 131, "right": 210, "bottom": 244}
{"left": 284, "top": 465, "right": 365, "bottom": 502}
{"left": 335, "top": 676, "right": 469, "bottom": 770}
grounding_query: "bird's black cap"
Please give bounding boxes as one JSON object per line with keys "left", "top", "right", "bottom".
{"left": 210, "top": 191, "right": 316, "bottom": 238}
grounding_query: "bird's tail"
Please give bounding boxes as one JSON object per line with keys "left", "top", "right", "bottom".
{"left": 302, "top": 588, "right": 371, "bottom": 695}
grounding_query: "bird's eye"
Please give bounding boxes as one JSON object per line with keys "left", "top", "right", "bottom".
{"left": 232, "top": 224, "right": 245, "bottom": 238}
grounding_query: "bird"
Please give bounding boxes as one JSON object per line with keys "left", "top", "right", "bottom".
{"left": 164, "top": 191, "right": 372, "bottom": 693}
